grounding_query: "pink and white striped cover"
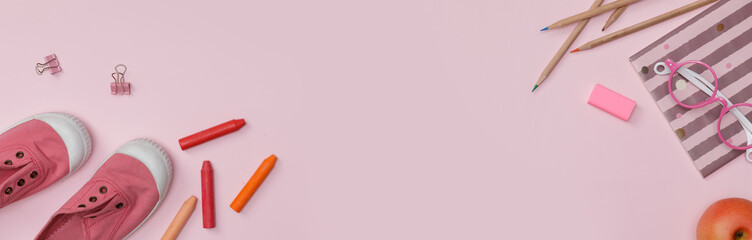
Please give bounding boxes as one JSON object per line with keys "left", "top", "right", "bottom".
{"left": 630, "top": 0, "right": 752, "bottom": 177}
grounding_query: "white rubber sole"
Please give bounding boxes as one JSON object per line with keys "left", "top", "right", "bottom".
{"left": 0, "top": 112, "right": 92, "bottom": 176}
{"left": 104, "top": 138, "right": 172, "bottom": 239}
{"left": 113, "top": 139, "right": 172, "bottom": 199}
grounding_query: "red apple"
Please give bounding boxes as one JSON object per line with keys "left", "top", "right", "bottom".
{"left": 698, "top": 198, "right": 752, "bottom": 240}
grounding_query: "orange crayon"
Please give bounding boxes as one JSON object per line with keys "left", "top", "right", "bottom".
{"left": 162, "top": 196, "right": 197, "bottom": 240}
{"left": 230, "top": 155, "right": 277, "bottom": 213}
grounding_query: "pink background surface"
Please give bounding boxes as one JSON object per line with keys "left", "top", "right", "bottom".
{"left": 0, "top": 0, "right": 749, "bottom": 239}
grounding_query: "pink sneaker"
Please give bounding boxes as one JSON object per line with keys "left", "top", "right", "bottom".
{"left": 35, "top": 139, "right": 172, "bottom": 240}
{"left": 0, "top": 112, "right": 92, "bottom": 208}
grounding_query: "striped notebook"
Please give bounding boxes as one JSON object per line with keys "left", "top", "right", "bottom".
{"left": 629, "top": 0, "right": 752, "bottom": 177}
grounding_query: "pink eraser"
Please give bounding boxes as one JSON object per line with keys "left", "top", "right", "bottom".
{"left": 588, "top": 84, "right": 635, "bottom": 121}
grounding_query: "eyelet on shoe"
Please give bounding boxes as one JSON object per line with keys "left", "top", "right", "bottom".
{"left": 17, "top": 179, "right": 24, "bottom": 186}
{"left": 99, "top": 186, "right": 107, "bottom": 194}
{"left": 3, "top": 160, "right": 11, "bottom": 165}
{"left": 15, "top": 151, "right": 23, "bottom": 159}
{"left": 89, "top": 196, "right": 97, "bottom": 202}
{"left": 30, "top": 171, "right": 38, "bottom": 178}
{"left": 78, "top": 204, "right": 86, "bottom": 208}
{"left": 116, "top": 203, "right": 124, "bottom": 209}
{"left": 4, "top": 187, "right": 12, "bottom": 194}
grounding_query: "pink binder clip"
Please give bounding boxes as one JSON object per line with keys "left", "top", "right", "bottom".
{"left": 35, "top": 54, "right": 62, "bottom": 75}
{"left": 110, "top": 64, "right": 131, "bottom": 95}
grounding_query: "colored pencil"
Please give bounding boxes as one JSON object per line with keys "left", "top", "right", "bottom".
{"left": 540, "top": 0, "right": 641, "bottom": 31}
{"left": 602, "top": 6, "right": 628, "bottom": 31}
{"left": 571, "top": 0, "right": 718, "bottom": 53}
{"left": 161, "top": 196, "right": 197, "bottom": 240}
{"left": 533, "top": 0, "right": 605, "bottom": 92}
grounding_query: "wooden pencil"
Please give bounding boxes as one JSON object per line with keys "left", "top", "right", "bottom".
{"left": 602, "top": 6, "right": 628, "bottom": 31}
{"left": 571, "top": 0, "right": 718, "bottom": 53}
{"left": 533, "top": 0, "right": 605, "bottom": 92}
{"left": 540, "top": 0, "right": 641, "bottom": 31}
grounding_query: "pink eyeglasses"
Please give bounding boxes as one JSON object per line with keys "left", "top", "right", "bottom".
{"left": 654, "top": 59, "right": 752, "bottom": 156}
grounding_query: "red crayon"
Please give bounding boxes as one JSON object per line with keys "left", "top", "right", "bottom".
{"left": 179, "top": 119, "right": 246, "bottom": 150}
{"left": 201, "top": 161, "right": 215, "bottom": 228}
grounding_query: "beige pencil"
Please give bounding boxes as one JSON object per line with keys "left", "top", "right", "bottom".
{"left": 533, "top": 0, "right": 605, "bottom": 92}
{"left": 572, "top": 0, "right": 718, "bottom": 52}
{"left": 541, "top": 0, "right": 641, "bottom": 31}
{"left": 162, "top": 196, "right": 198, "bottom": 240}
{"left": 602, "top": 6, "right": 628, "bottom": 31}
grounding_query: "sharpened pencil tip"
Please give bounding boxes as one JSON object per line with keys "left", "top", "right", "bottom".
{"left": 532, "top": 85, "right": 539, "bottom": 92}
{"left": 601, "top": 27, "right": 606, "bottom": 31}
{"left": 540, "top": 27, "right": 548, "bottom": 31}
{"left": 570, "top": 48, "right": 580, "bottom": 53}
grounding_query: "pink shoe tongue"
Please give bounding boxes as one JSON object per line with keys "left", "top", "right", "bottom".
{"left": 80, "top": 197, "right": 116, "bottom": 219}
{"left": 36, "top": 181, "right": 128, "bottom": 240}
{"left": 60, "top": 180, "right": 126, "bottom": 218}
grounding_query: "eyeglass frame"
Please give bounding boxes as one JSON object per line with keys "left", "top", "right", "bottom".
{"left": 654, "top": 58, "right": 752, "bottom": 155}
